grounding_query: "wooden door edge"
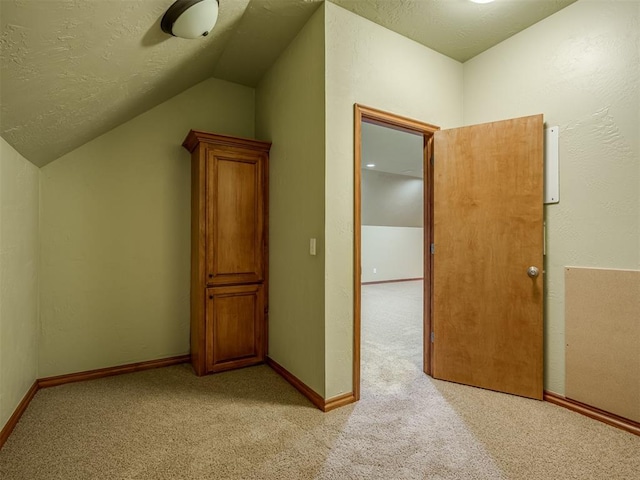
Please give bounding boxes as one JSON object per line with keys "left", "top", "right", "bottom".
{"left": 424, "top": 135, "right": 435, "bottom": 377}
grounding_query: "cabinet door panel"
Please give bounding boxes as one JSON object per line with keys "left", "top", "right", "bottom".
{"left": 206, "top": 284, "right": 264, "bottom": 372}
{"left": 206, "top": 148, "right": 265, "bottom": 286}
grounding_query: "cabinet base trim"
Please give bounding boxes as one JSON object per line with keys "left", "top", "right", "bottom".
{"left": 208, "top": 357, "right": 264, "bottom": 374}
{"left": 544, "top": 391, "right": 640, "bottom": 436}
{"left": 266, "top": 357, "right": 356, "bottom": 412}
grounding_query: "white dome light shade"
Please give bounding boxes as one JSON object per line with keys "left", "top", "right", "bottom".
{"left": 161, "top": 0, "right": 219, "bottom": 39}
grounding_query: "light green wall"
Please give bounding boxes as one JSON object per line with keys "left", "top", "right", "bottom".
{"left": 463, "top": 0, "right": 640, "bottom": 395}
{"left": 0, "top": 138, "right": 39, "bottom": 429}
{"left": 324, "top": 2, "right": 464, "bottom": 397}
{"left": 7, "top": 0, "right": 631, "bottom": 409}
{"left": 39, "top": 78, "right": 255, "bottom": 377}
{"left": 255, "top": 5, "right": 326, "bottom": 397}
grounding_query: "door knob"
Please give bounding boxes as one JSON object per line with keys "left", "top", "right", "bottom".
{"left": 527, "top": 266, "right": 540, "bottom": 278}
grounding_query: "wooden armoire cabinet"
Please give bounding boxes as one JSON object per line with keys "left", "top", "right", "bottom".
{"left": 182, "top": 130, "right": 270, "bottom": 376}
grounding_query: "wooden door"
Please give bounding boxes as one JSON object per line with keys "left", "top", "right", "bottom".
{"left": 206, "top": 284, "right": 265, "bottom": 372}
{"left": 432, "top": 115, "right": 544, "bottom": 400}
{"left": 206, "top": 148, "right": 265, "bottom": 286}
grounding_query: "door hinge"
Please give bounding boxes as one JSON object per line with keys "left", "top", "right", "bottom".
{"left": 430, "top": 243, "right": 435, "bottom": 255}
{"left": 430, "top": 155, "right": 434, "bottom": 166}
{"left": 430, "top": 331, "right": 434, "bottom": 343}
{"left": 264, "top": 306, "right": 269, "bottom": 315}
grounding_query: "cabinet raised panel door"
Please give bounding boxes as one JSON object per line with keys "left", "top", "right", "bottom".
{"left": 183, "top": 130, "right": 270, "bottom": 377}
{"left": 206, "top": 284, "right": 265, "bottom": 373}
{"left": 206, "top": 148, "right": 266, "bottom": 286}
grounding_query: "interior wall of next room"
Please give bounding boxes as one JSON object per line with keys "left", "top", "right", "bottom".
{"left": 361, "top": 169, "right": 424, "bottom": 283}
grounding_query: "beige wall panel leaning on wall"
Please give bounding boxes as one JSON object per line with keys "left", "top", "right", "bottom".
{"left": 565, "top": 267, "right": 640, "bottom": 423}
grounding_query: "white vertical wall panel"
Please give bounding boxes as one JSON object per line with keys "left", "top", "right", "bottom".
{"left": 361, "top": 226, "right": 424, "bottom": 283}
{"left": 545, "top": 126, "right": 559, "bottom": 204}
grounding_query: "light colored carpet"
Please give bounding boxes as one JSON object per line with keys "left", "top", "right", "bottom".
{"left": 1, "top": 280, "right": 639, "bottom": 479}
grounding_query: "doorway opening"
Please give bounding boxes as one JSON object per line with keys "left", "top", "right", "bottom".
{"left": 353, "top": 104, "right": 439, "bottom": 400}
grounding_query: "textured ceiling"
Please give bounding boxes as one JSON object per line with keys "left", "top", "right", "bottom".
{"left": 0, "top": 0, "right": 322, "bottom": 166}
{"left": 331, "top": 0, "right": 578, "bottom": 63}
{"left": 1, "top": 0, "right": 576, "bottom": 167}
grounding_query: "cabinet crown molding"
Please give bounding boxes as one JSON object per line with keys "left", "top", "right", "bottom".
{"left": 182, "top": 130, "right": 272, "bottom": 154}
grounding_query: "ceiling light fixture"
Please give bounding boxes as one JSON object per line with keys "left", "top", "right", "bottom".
{"left": 469, "top": 0, "right": 494, "bottom": 3}
{"left": 161, "top": 0, "right": 219, "bottom": 39}
{"left": 366, "top": 163, "right": 376, "bottom": 168}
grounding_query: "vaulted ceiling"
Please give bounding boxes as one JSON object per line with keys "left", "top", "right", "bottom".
{"left": 0, "top": 0, "right": 576, "bottom": 167}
